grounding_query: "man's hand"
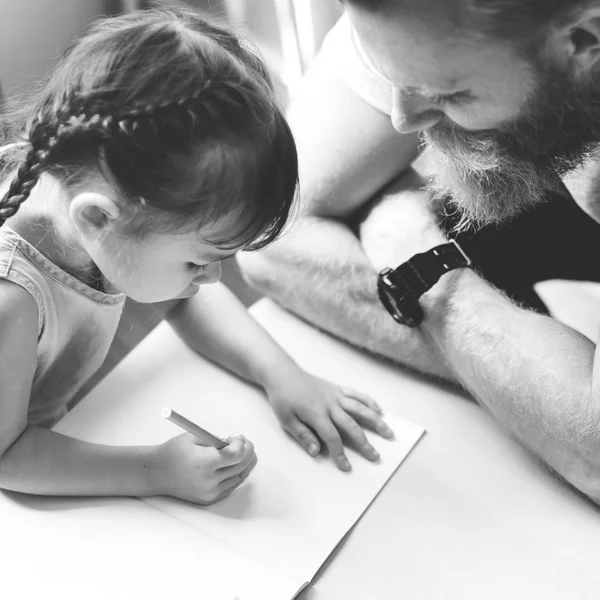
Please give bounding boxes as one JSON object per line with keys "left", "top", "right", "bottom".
{"left": 359, "top": 170, "right": 448, "bottom": 273}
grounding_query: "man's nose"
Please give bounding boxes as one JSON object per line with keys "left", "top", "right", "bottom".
{"left": 194, "top": 261, "right": 222, "bottom": 285}
{"left": 391, "top": 88, "right": 443, "bottom": 134}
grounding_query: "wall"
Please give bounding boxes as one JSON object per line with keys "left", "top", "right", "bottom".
{"left": 0, "top": 0, "right": 106, "bottom": 96}
{"left": 223, "top": 0, "right": 342, "bottom": 88}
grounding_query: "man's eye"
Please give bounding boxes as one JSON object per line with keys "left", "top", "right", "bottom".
{"left": 186, "top": 262, "right": 209, "bottom": 275}
{"left": 435, "top": 92, "right": 471, "bottom": 106}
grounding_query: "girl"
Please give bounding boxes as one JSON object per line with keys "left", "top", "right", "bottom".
{"left": 0, "top": 8, "right": 393, "bottom": 505}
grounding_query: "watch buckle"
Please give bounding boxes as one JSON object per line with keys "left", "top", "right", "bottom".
{"left": 450, "top": 238, "right": 472, "bottom": 266}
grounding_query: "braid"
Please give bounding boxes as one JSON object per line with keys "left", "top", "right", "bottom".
{"left": 0, "top": 120, "right": 54, "bottom": 227}
{"left": 45, "top": 79, "right": 219, "bottom": 144}
{"left": 0, "top": 80, "right": 225, "bottom": 228}
{"left": 49, "top": 76, "right": 256, "bottom": 156}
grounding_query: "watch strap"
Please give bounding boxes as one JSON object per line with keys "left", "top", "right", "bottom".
{"left": 387, "top": 239, "right": 471, "bottom": 300}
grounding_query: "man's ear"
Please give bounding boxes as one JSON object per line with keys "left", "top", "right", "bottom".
{"left": 559, "top": 10, "right": 600, "bottom": 73}
{"left": 69, "top": 192, "right": 121, "bottom": 241}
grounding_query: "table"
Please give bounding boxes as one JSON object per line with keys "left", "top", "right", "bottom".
{"left": 3, "top": 298, "right": 600, "bottom": 600}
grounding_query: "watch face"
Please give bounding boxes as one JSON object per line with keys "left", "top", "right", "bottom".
{"left": 377, "top": 270, "right": 422, "bottom": 327}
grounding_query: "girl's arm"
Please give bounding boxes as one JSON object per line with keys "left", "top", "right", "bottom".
{"left": 0, "top": 280, "right": 255, "bottom": 502}
{"left": 1, "top": 427, "right": 153, "bottom": 497}
{"left": 166, "top": 282, "right": 393, "bottom": 471}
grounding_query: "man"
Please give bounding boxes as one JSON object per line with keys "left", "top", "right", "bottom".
{"left": 239, "top": 0, "right": 600, "bottom": 502}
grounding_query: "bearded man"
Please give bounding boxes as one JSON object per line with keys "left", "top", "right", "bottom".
{"left": 239, "top": 0, "right": 600, "bottom": 502}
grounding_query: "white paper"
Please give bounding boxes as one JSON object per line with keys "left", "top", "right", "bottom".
{"left": 147, "top": 413, "right": 422, "bottom": 580}
{"left": 0, "top": 491, "right": 304, "bottom": 600}
{"left": 56, "top": 322, "right": 424, "bottom": 593}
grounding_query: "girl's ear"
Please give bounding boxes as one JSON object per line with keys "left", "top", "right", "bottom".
{"left": 69, "top": 192, "right": 121, "bottom": 241}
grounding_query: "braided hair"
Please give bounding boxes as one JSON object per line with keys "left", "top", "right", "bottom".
{"left": 0, "top": 7, "right": 298, "bottom": 250}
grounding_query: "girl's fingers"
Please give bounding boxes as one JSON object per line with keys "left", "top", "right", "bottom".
{"left": 215, "top": 473, "right": 247, "bottom": 500}
{"left": 215, "top": 437, "right": 246, "bottom": 467}
{"left": 331, "top": 407, "right": 380, "bottom": 462}
{"left": 285, "top": 416, "right": 321, "bottom": 457}
{"left": 218, "top": 449, "right": 258, "bottom": 479}
{"left": 339, "top": 396, "right": 394, "bottom": 439}
{"left": 307, "top": 416, "right": 351, "bottom": 472}
{"left": 217, "top": 458, "right": 256, "bottom": 496}
{"left": 218, "top": 436, "right": 255, "bottom": 468}
{"left": 341, "top": 387, "right": 383, "bottom": 415}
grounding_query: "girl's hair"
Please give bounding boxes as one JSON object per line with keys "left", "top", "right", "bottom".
{"left": 0, "top": 7, "right": 298, "bottom": 251}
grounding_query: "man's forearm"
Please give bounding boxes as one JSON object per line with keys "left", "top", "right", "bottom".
{"left": 422, "top": 268, "right": 600, "bottom": 500}
{"left": 239, "top": 216, "right": 455, "bottom": 381}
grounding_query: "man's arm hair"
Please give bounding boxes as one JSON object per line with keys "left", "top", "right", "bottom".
{"left": 240, "top": 214, "right": 454, "bottom": 380}
{"left": 238, "top": 53, "right": 454, "bottom": 380}
{"left": 422, "top": 268, "right": 600, "bottom": 503}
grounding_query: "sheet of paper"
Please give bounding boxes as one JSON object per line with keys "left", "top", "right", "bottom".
{"left": 56, "top": 322, "right": 424, "bottom": 584}
{"left": 148, "top": 413, "right": 422, "bottom": 581}
{"left": 0, "top": 490, "right": 304, "bottom": 600}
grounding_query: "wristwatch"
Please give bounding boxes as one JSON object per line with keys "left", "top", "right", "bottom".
{"left": 377, "top": 239, "right": 472, "bottom": 327}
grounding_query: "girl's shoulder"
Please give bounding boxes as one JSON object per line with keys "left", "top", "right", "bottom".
{"left": 0, "top": 275, "right": 38, "bottom": 316}
{"left": 0, "top": 278, "right": 41, "bottom": 435}
{"left": 0, "top": 277, "right": 39, "bottom": 343}
{"left": 0, "top": 226, "right": 46, "bottom": 335}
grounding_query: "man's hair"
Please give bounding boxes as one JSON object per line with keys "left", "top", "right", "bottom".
{"left": 343, "top": 0, "right": 589, "bottom": 41}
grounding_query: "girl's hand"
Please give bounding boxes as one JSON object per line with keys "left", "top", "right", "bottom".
{"left": 267, "top": 372, "right": 394, "bottom": 471}
{"left": 148, "top": 434, "right": 257, "bottom": 504}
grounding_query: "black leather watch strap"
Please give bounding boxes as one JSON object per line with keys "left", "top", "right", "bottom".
{"left": 377, "top": 240, "right": 472, "bottom": 327}
{"left": 387, "top": 240, "right": 471, "bottom": 300}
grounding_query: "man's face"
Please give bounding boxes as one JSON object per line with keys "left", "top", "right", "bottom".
{"left": 347, "top": 3, "right": 600, "bottom": 228}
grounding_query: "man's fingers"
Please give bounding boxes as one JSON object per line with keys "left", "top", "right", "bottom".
{"left": 340, "top": 396, "right": 394, "bottom": 439}
{"left": 286, "top": 416, "right": 321, "bottom": 457}
{"left": 331, "top": 408, "right": 380, "bottom": 462}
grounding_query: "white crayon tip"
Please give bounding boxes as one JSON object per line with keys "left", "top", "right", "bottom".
{"left": 161, "top": 407, "right": 173, "bottom": 419}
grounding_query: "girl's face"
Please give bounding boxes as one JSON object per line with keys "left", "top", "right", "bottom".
{"left": 94, "top": 227, "right": 235, "bottom": 303}
{"left": 68, "top": 188, "right": 244, "bottom": 303}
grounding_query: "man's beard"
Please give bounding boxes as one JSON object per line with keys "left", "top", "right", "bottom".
{"left": 422, "top": 64, "right": 600, "bottom": 230}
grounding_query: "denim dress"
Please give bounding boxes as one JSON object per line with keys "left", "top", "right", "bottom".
{"left": 0, "top": 226, "right": 125, "bottom": 427}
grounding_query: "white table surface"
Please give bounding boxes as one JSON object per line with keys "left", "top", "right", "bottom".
{"left": 257, "top": 299, "right": 600, "bottom": 600}
{"left": 3, "top": 298, "right": 600, "bottom": 600}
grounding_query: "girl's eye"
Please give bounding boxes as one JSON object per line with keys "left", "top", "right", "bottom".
{"left": 186, "top": 262, "right": 209, "bottom": 275}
